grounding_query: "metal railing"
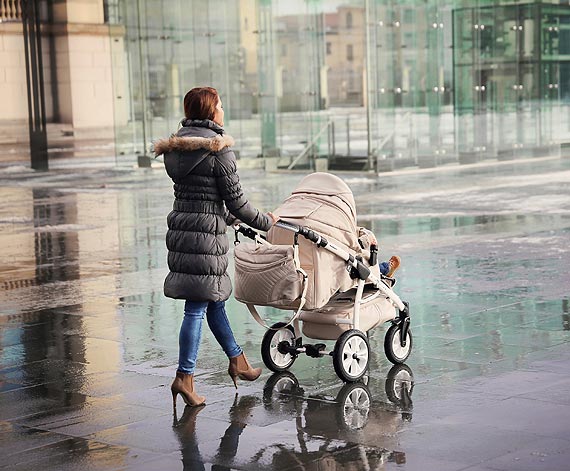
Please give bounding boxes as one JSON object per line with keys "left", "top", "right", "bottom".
{"left": 0, "top": 0, "right": 22, "bottom": 21}
{"left": 287, "top": 118, "right": 333, "bottom": 170}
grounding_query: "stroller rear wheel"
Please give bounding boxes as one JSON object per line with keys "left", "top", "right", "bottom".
{"left": 333, "top": 329, "right": 370, "bottom": 382}
{"left": 384, "top": 323, "right": 413, "bottom": 364}
{"left": 261, "top": 322, "right": 297, "bottom": 372}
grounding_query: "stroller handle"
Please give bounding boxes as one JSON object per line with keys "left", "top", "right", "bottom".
{"left": 233, "top": 224, "right": 262, "bottom": 241}
{"left": 234, "top": 221, "right": 327, "bottom": 247}
{"left": 275, "top": 221, "right": 328, "bottom": 247}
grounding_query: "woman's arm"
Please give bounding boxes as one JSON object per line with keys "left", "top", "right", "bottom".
{"left": 214, "top": 148, "right": 273, "bottom": 231}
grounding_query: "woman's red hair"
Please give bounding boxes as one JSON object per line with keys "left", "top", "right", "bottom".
{"left": 183, "top": 87, "right": 219, "bottom": 120}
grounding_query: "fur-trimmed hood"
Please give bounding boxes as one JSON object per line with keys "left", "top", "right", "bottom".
{"left": 153, "top": 133, "right": 235, "bottom": 156}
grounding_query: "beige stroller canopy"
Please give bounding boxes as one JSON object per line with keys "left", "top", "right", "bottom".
{"left": 267, "top": 172, "right": 368, "bottom": 310}
{"left": 270, "top": 172, "right": 359, "bottom": 252}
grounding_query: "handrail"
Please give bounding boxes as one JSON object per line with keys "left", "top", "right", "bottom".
{"left": 373, "top": 111, "right": 412, "bottom": 155}
{"left": 375, "top": 131, "right": 394, "bottom": 154}
{"left": 0, "top": 0, "right": 22, "bottom": 21}
{"left": 287, "top": 118, "right": 332, "bottom": 170}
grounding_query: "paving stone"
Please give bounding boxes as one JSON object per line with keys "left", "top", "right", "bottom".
{"left": 1, "top": 159, "right": 570, "bottom": 469}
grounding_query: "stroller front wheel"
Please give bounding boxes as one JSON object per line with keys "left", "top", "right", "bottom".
{"left": 333, "top": 329, "right": 370, "bottom": 382}
{"left": 261, "top": 322, "right": 297, "bottom": 373}
{"left": 384, "top": 323, "right": 413, "bottom": 364}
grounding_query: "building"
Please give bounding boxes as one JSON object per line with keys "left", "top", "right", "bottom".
{"left": 1, "top": 0, "right": 569, "bottom": 171}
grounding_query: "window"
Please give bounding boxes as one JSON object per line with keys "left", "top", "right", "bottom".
{"left": 281, "top": 43, "right": 287, "bottom": 57}
{"left": 326, "top": 42, "right": 332, "bottom": 55}
{"left": 347, "top": 12, "right": 353, "bottom": 29}
{"left": 347, "top": 44, "right": 353, "bottom": 61}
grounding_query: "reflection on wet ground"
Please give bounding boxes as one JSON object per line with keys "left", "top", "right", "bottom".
{"left": 1, "top": 158, "right": 570, "bottom": 470}
{"left": 171, "top": 367, "right": 412, "bottom": 471}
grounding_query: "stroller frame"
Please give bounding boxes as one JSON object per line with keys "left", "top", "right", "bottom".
{"left": 235, "top": 220, "right": 412, "bottom": 382}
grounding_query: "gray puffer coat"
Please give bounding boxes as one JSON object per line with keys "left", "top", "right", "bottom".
{"left": 153, "top": 119, "right": 272, "bottom": 301}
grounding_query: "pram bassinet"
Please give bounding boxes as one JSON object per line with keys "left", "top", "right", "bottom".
{"left": 234, "top": 173, "right": 412, "bottom": 382}
{"left": 266, "top": 172, "right": 376, "bottom": 310}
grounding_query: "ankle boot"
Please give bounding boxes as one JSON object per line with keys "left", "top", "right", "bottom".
{"left": 228, "top": 353, "right": 262, "bottom": 388}
{"left": 171, "top": 372, "right": 206, "bottom": 409}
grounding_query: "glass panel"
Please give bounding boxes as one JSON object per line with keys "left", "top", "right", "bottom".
{"left": 107, "top": 0, "right": 570, "bottom": 171}
{"left": 273, "top": 0, "right": 326, "bottom": 163}
{"left": 541, "top": 5, "right": 570, "bottom": 153}
{"left": 369, "top": 1, "right": 402, "bottom": 170}
{"left": 109, "top": 0, "right": 260, "bottom": 165}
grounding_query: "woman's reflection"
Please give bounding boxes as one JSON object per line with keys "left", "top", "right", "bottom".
{"left": 215, "top": 395, "right": 258, "bottom": 463}
{"left": 173, "top": 394, "right": 258, "bottom": 471}
{"left": 173, "top": 404, "right": 206, "bottom": 470}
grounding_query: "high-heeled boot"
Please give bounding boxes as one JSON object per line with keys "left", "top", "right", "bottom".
{"left": 228, "top": 353, "right": 262, "bottom": 388}
{"left": 171, "top": 372, "right": 206, "bottom": 409}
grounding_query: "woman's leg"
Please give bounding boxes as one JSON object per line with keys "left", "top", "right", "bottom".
{"left": 206, "top": 301, "right": 243, "bottom": 359}
{"left": 178, "top": 300, "right": 208, "bottom": 374}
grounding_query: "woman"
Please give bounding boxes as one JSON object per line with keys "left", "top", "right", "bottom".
{"left": 154, "top": 87, "right": 277, "bottom": 409}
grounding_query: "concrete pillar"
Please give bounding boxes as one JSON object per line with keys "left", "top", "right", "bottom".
{"left": 52, "top": 0, "right": 104, "bottom": 24}
{"left": 0, "top": 24, "right": 28, "bottom": 121}
{"left": 50, "top": 0, "right": 124, "bottom": 136}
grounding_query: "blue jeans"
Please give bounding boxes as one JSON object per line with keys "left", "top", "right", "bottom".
{"left": 379, "top": 261, "right": 390, "bottom": 275}
{"left": 178, "top": 300, "right": 242, "bottom": 375}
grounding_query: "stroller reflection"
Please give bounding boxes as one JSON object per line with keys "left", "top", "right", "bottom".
{"left": 264, "top": 364, "right": 414, "bottom": 428}
{"left": 260, "top": 365, "right": 414, "bottom": 469}
{"left": 173, "top": 365, "right": 413, "bottom": 470}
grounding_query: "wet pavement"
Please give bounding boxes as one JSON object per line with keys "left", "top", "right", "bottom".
{"left": 1, "top": 156, "right": 570, "bottom": 470}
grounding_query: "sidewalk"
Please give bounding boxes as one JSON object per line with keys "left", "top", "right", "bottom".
{"left": 0, "top": 121, "right": 117, "bottom": 166}
{"left": 1, "top": 157, "right": 569, "bottom": 470}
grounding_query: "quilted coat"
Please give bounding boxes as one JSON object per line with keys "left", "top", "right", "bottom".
{"left": 153, "top": 119, "right": 272, "bottom": 301}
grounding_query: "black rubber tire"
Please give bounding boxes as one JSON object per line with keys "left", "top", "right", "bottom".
{"left": 261, "top": 322, "right": 297, "bottom": 373}
{"left": 333, "top": 329, "right": 370, "bottom": 382}
{"left": 384, "top": 324, "right": 413, "bottom": 365}
{"left": 385, "top": 364, "right": 414, "bottom": 406}
{"left": 263, "top": 371, "right": 301, "bottom": 402}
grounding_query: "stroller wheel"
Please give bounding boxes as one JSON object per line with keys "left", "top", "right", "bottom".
{"left": 384, "top": 324, "right": 413, "bottom": 364}
{"left": 385, "top": 364, "right": 414, "bottom": 408}
{"left": 333, "top": 329, "right": 370, "bottom": 382}
{"left": 263, "top": 371, "right": 302, "bottom": 402}
{"left": 336, "top": 382, "right": 371, "bottom": 430}
{"left": 261, "top": 322, "right": 297, "bottom": 373}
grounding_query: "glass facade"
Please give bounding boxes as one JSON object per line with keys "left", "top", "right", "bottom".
{"left": 107, "top": 0, "right": 570, "bottom": 171}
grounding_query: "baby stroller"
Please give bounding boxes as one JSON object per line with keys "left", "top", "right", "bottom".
{"left": 233, "top": 173, "right": 411, "bottom": 382}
